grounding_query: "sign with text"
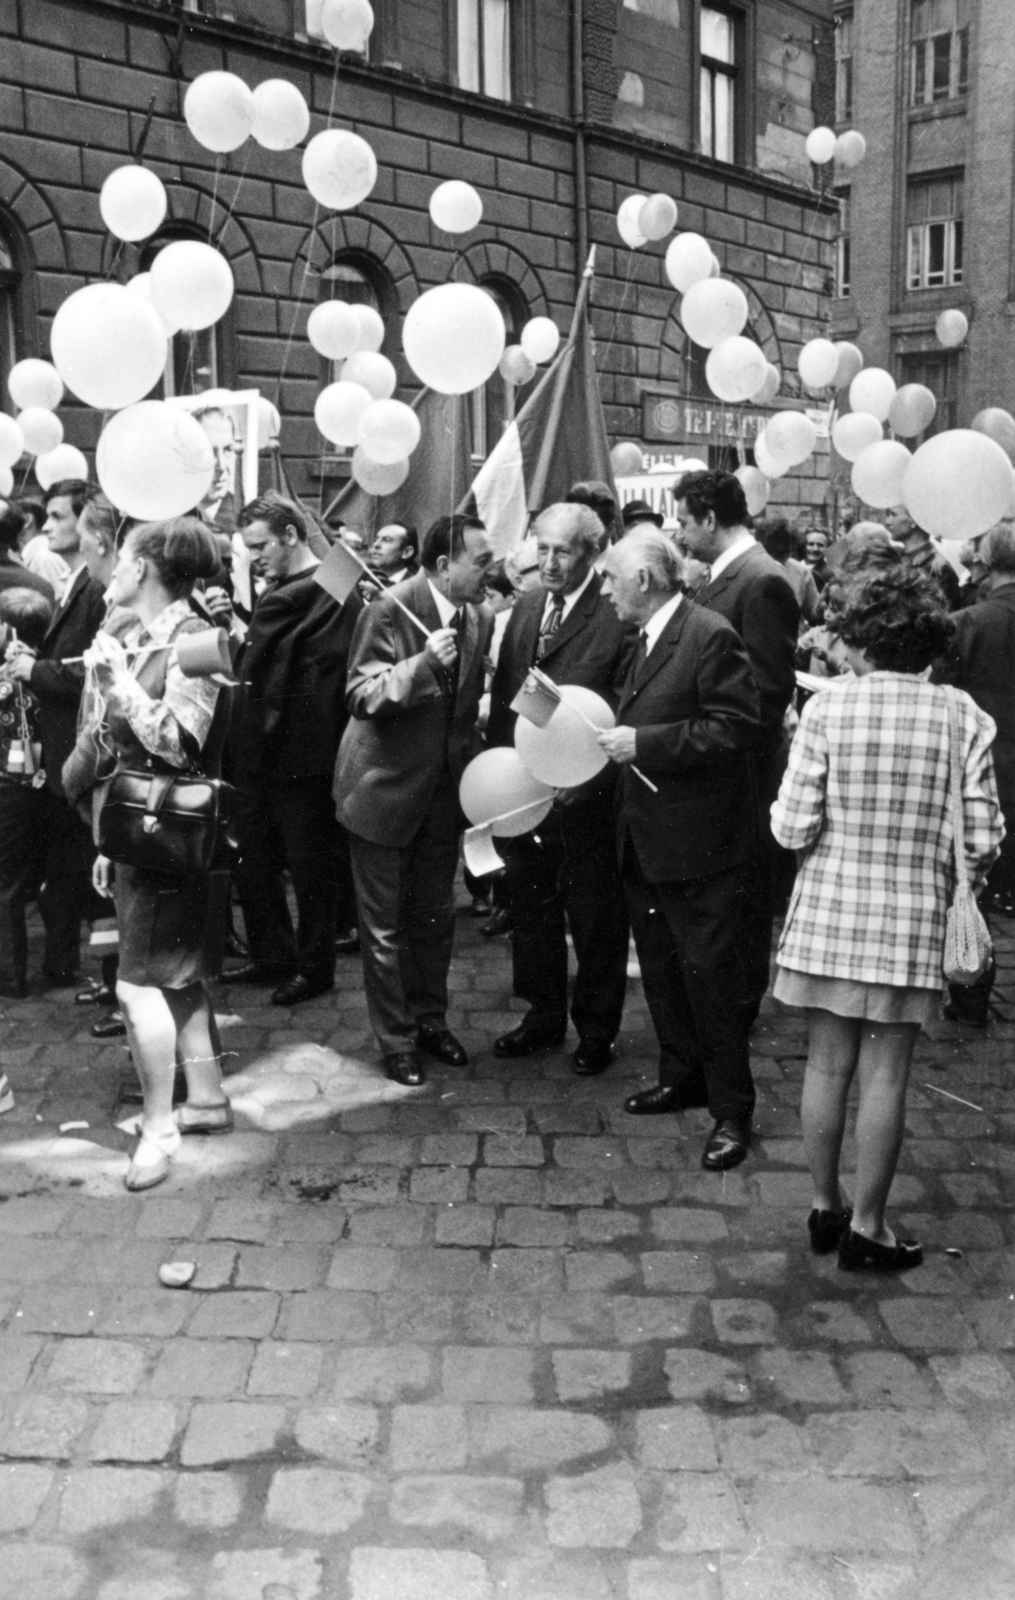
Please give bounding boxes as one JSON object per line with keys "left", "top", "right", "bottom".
{"left": 641, "top": 393, "right": 830, "bottom": 446}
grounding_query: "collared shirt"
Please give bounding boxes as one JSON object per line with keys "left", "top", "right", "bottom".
{"left": 642, "top": 591, "right": 683, "bottom": 655}
{"left": 708, "top": 532, "right": 756, "bottom": 583}
{"left": 426, "top": 578, "right": 459, "bottom": 629}
{"left": 103, "top": 597, "right": 220, "bottom": 770}
{"left": 541, "top": 565, "right": 595, "bottom": 628}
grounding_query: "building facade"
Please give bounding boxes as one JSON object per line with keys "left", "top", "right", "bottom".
{"left": 0, "top": 0, "right": 837, "bottom": 519}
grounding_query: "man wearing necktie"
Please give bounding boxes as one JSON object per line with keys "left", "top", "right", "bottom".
{"left": 334, "top": 514, "right": 495, "bottom": 1086}
{"left": 488, "top": 503, "right": 636, "bottom": 1075}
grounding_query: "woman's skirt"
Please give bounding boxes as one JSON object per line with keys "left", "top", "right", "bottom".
{"left": 114, "top": 865, "right": 229, "bottom": 989}
{"left": 773, "top": 966, "right": 939, "bottom": 1028}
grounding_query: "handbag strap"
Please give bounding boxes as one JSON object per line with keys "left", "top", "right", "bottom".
{"left": 945, "top": 685, "right": 969, "bottom": 890}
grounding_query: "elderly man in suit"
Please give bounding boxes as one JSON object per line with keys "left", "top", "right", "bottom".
{"left": 334, "top": 513, "right": 495, "bottom": 1086}
{"left": 676, "top": 470, "right": 799, "bottom": 1026}
{"left": 488, "top": 501, "right": 635, "bottom": 1074}
{"left": 597, "top": 529, "right": 762, "bottom": 1170}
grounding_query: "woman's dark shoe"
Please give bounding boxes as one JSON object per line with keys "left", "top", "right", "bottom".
{"left": 92, "top": 1010, "right": 127, "bottom": 1039}
{"left": 808, "top": 1205, "right": 853, "bottom": 1255}
{"left": 838, "top": 1228, "right": 923, "bottom": 1273}
{"left": 76, "top": 979, "right": 115, "bottom": 1007}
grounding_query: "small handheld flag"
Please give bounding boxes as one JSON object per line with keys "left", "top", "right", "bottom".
{"left": 510, "top": 666, "right": 562, "bottom": 728}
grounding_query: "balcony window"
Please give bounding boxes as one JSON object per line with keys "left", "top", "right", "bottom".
{"left": 911, "top": 0, "right": 969, "bottom": 106}
{"left": 700, "top": 7, "right": 738, "bottom": 164}
{"left": 906, "top": 174, "right": 963, "bottom": 290}
{"left": 835, "top": 188, "right": 851, "bottom": 297}
{"left": 835, "top": 11, "right": 853, "bottom": 124}
{"left": 898, "top": 351, "right": 957, "bottom": 433}
{"left": 458, "top": 0, "right": 511, "bottom": 102}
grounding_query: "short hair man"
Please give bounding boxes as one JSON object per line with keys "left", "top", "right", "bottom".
{"left": 334, "top": 513, "right": 495, "bottom": 1085}
{"left": 488, "top": 501, "right": 635, "bottom": 1075}
{"left": 368, "top": 523, "right": 419, "bottom": 585}
{"left": 0, "top": 502, "right": 54, "bottom": 600}
{"left": 597, "top": 529, "right": 761, "bottom": 1169}
{"left": 15, "top": 495, "right": 68, "bottom": 593}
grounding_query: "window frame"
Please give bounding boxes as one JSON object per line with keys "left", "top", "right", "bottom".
{"left": 140, "top": 227, "right": 234, "bottom": 399}
{"left": 909, "top": 0, "right": 969, "bottom": 107}
{"left": 455, "top": 0, "right": 513, "bottom": 103}
{"left": 0, "top": 212, "right": 39, "bottom": 414}
{"left": 835, "top": 187, "right": 851, "bottom": 298}
{"left": 834, "top": 9, "right": 853, "bottom": 125}
{"left": 905, "top": 173, "right": 964, "bottom": 292}
{"left": 696, "top": 3, "right": 747, "bottom": 167}
{"left": 897, "top": 349, "right": 958, "bottom": 435}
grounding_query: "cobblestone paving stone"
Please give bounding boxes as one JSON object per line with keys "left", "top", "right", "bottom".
{"left": 0, "top": 903, "right": 1014, "bottom": 1598}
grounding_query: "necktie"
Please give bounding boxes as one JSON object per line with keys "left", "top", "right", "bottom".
{"left": 446, "top": 608, "right": 463, "bottom": 699}
{"left": 632, "top": 627, "right": 650, "bottom": 678}
{"left": 537, "top": 593, "right": 565, "bottom": 662}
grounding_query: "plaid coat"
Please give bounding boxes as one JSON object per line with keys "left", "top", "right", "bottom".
{"left": 772, "top": 674, "right": 1004, "bottom": 989}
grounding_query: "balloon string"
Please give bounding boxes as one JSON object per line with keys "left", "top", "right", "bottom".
{"left": 214, "top": 142, "right": 252, "bottom": 248}
{"left": 207, "top": 155, "right": 222, "bottom": 245}
{"left": 596, "top": 246, "right": 636, "bottom": 378}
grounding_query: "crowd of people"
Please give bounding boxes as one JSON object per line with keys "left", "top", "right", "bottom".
{"left": 0, "top": 466, "right": 1009, "bottom": 1275}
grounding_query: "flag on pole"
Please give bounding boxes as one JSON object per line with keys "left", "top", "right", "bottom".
{"left": 465, "top": 249, "right": 617, "bottom": 556}
{"left": 324, "top": 388, "right": 473, "bottom": 538}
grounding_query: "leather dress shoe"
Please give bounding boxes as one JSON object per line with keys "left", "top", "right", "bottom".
{"left": 384, "top": 1051, "right": 426, "bottom": 1087}
{"left": 220, "top": 962, "right": 293, "bottom": 986}
{"left": 493, "top": 1019, "right": 567, "bottom": 1057}
{"left": 417, "top": 1025, "right": 468, "bottom": 1066}
{"left": 702, "top": 1117, "right": 751, "bottom": 1170}
{"left": 624, "top": 1083, "right": 708, "bottom": 1115}
{"left": 92, "top": 1010, "right": 127, "bottom": 1040}
{"left": 271, "top": 973, "right": 334, "bottom": 1007}
{"left": 76, "top": 980, "right": 115, "bottom": 1007}
{"left": 335, "top": 929, "right": 361, "bottom": 956}
{"left": 573, "top": 1039, "right": 613, "bottom": 1076}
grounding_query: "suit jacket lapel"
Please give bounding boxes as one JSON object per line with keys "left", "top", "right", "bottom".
{"left": 697, "top": 546, "right": 756, "bottom": 607}
{"left": 406, "top": 569, "right": 441, "bottom": 635}
{"left": 44, "top": 567, "right": 84, "bottom": 642}
{"left": 619, "top": 600, "right": 693, "bottom": 710}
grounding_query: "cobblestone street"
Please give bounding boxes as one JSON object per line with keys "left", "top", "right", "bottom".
{"left": 1, "top": 901, "right": 1013, "bottom": 1600}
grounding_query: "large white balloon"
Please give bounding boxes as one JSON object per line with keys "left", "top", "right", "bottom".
{"left": 18, "top": 407, "right": 62, "bottom": 457}
{"left": 617, "top": 194, "right": 648, "bottom": 250}
{"left": 611, "top": 441, "right": 643, "bottom": 476}
{"left": 251, "top": 80, "right": 310, "bottom": 151}
{"left": 97, "top": 402, "right": 214, "bottom": 520}
{"left": 0, "top": 415, "right": 26, "bottom": 470}
{"left": 125, "top": 271, "right": 180, "bottom": 336}
{"left": 342, "top": 350, "right": 396, "bottom": 400}
{"left": 403, "top": 283, "right": 505, "bottom": 395}
{"left": 515, "top": 685, "right": 614, "bottom": 788}
{"left": 805, "top": 126, "right": 837, "bottom": 164}
{"left": 851, "top": 440, "right": 911, "bottom": 508}
{"left": 51, "top": 283, "right": 167, "bottom": 411}
{"left": 665, "top": 232, "right": 713, "bottom": 293}
{"left": 833, "top": 341, "right": 864, "bottom": 389}
{"left": 354, "top": 304, "right": 385, "bottom": 353}
{"left": 358, "top": 398, "right": 421, "bottom": 464}
{"left": 499, "top": 346, "right": 536, "bottom": 386}
{"left": 459, "top": 749, "right": 554, "bottom": 837}
{"left": 520, "top": 317, "right": 560, "bottom": 365}
{"left": 638, "top": 193, "right": 678, "bottom": 242}
{"left": 735, "top": 464, "right": 770, "bottom": 516}
{"left": 302, "top": 129, "right": 377, "bottom": 210}
{"left": 971, "top": 408, "right": 1015, "bottom": 461}
{"left": 753, "top": 432, "right": 789, "bottom": 480}
{"left": 680, "top": 278, "right": 748, "bottom": 348}
{"left": 183, "top": 72, "right": 254, "bottom": 154}
{"left": 832, "top": 411, "right": 883, "bottom": 462}
{"left": 849, "top": 367, "right": 896, "bottom": 423}
{"left": 308, "top": 300, "right": 363, "bottom": 360}
{"left": 0, "top": 465, "right": 12, "bottom": 496}
{"left": 798, "top": 338, "right": 839, "bottom": 391}
{"left": 936, "top": 309, "right": 968, "bottom": 349}
{"left": 7, "top": 358, "right": 63, "bottom": 412}
{"left": 754, "top": 363, "right": 781, "bottom": 406}
{"left": 35, "top": 443, "right": 89, "bottom": 491}
{"left": 888, "top": 384, "right": 936, "bottom": 439}
{"left": 321, "top": 0, "right": 375, "bottom": 51}
{"left": 763, "top": 410, "right": 817, "bottom": 468}
{"left": 429, "top": 180, "right": 483, "bottom": 234}
{"left": 705, "top": 336, "right": 767, "bottom": 403}
{"left": 99, "top": 165, "right": 167, "bottom": 243}
{"left": 351, "top": 446, "right": 409, "bottom": 495}
{"left": 314, "top": 381, "right": 373, "bottom": 447}
{"left": 903, "top": 430, "right": 1015, "bottom": 540}
{"left": 150, "top": 241, "right": 234, "bottom": 333}
{"left": 835, "top": 130, "right": 867, "bottom": 168}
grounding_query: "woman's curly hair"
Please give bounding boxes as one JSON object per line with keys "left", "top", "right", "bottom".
{"left": 836, "top": 565, "right": 955, "bottom": 672}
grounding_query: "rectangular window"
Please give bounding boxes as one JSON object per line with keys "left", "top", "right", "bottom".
{"left": 835, "top": 11, "right": 853, "bottom": 124}
{"left": 906, "top": 173, "right": 963, "bottom": 289}
{"left": 700, "top": 6, "right": 738, "bottom": 164}
{"left": 898, "top": 351, "right": 957, "bottom": 433}
{"left": 910, "top": 0, "right": 969, "bottom": 106}
{"left": 458, "top": 0, "right": 511, "bottom": 102}
{"left": 835, "top": 188, "right": 851, "bottom": 297}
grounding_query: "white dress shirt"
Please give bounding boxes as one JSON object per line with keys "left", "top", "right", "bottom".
{"left": 427, "top": 578, "right": 459, "bottom": 628}
{"left": 642, "top": 592, "right": 683, "bottom": 655}
{"left": 708, "top": 532, "right": 756, "bottom": 583}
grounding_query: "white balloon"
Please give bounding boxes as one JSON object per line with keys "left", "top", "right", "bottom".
{"left": 354, "top": 304, "right": 385, "bottom": 353}
{"left": 833, "top": 341, "right": 864, "bottom": 389}
{"left": 679, "top": 278, "right": 748, "bottom": 348}
{"left": 460, "top": 749, "right": 554, "bottom": 837}
{"left": 849, "top": 367, "right": 896, "bottom": 423}
{"left": 34, "top": 443, "right": 89, "bottom": 491}
{"left": 429, "top": 180, "right": 483, "bottom": 234}
{"left": 936, "top": 309, "right": 968, "bottom": 349}
{"left": 617, "top": 194, "right": 648, "bottom": 250}
{"left": 735, "top": 464, "right": 770, "bottom": 517}
{"left": 150, "top": 241, "right": 234, "bottom": 333}
{"left": 515, "top": 684, "right": 614, "bottom": 788}
{"left": 764, "top": 411, "right": 817, "bottom": 468}
{"left": 665, "top": 232, "right": 713, "bottom": 292}
{"left": 308, "top": 300, "right": 363, "bottom": 360}
{"left": 971, "top": 408, "right": 1015, "bottom": 461}
{"left": 99, "top": 165, "right": 167, "bottom": 244}
{"left": 638, "top": 193, "right": 678, "bottom": 242}
{"left": 832, "top": 411, "right": 883, "bottom": 462}
{"left": 251, "top": 80, "right": 310, "bottom": 151}
{"left": 0, "top": 414, "right": 26, "bottom": 470}
{"left": 358, "top": 398, "right": 421, "bottom": 464}
{"left": 315, "top": 381, "right": 373, "bottom": 447}
{"left": 18, "top": 407, "right": 62, "bottom": 457}
{"left": 888, "top": 384, "right": 937, "bottom": 439}
{"left": 403, "top": 283, "right": 505, "bottom": 395}
{"left": 851, "top": 440, "right": 911, "bottom": 508}
{"left": 256, "top": 397, "right": 281, "bottom": 450}
{"left": 754, "top": 363, "right": 781, "bottom": 406}
{"left": 302, "top": 129, "right": 377, "bottom": 210}
{"left": 499, "top": 346, "right": 536, "bottom": 386}
{"left": 753, "top": 432, "right": 789, "bottom": 479}
{"left": 903, "top": 430, "right": 1015, "bottom": 540}
{"left": 125, "top": 271, "right": 180, "bottom": 337}
{"left": 0, "top": 465, "right": 14, "bottom": 497}
{"left": 51, "top": 283, "right": 167, "bottom": 411}
{"left": 351, "top": 446, "right": 409, "bottom": 496}
{"left": 7, "top": 358, "right": 63, "bottom": 411}
{"left": 321, "top": 0, "right": 374, "bottom": 51}
{"left": 709, "top": 252, "right": 722, "bottom": 278}
{"left": 520, "top": 317, "right": 560, "bottom": 365}
{"left": 611, "top": 441, "right": 644, "bottom": 476}
{"left": 835, "top": 130, "right": 867, "bottom": 168}
{"left": 183, "top": 71, "right": 254, "bottom": 154}
{"left": 705, "top": 336, "right": 767, "bottom": 403}
{"left": 342, "top": 350, "right": 396, "bottom": 400}
{"left": 798, "top": 338, "right": 839, "bottom": 391}
{"left": 805, "top": 125, "right": 837, "bottom": 164}
{"left": 97, "top": 401, "right": 214, "bottom": 520}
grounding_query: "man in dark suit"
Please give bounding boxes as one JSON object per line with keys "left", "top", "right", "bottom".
{"left": 8, "top": 479, "right": 106, "bottom": 983}
{"left": 367, "top": 523, "right": 419, "bottom": 588}
{"left": 488, "top": 502, "right": 636, "bottom": 1074}
{"left": 676, "top": 470, "right": 799, "bottom": 1024}
{"left": 334, "top": 513, "right": 495, "bottom": 1086}
{"left": 226, "top": 495, "right": 362, "bottom": 1006}
{"left": 597, "top": 529, "right": 761, "bottom": 1170}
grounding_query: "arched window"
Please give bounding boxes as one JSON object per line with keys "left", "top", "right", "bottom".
{"left": 472, "top": 277, "right": 531, "bottom": 462}
{"left": 139, "top": 229, "right": 228, "bottom": 399}
{"left": 318, "top": 251, "right": 396, "bottom": 381}
{"left": 0, "top": 226, "right": 26, "bottom": 414}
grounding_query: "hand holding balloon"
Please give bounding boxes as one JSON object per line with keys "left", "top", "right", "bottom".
{"left": 597, "top": 726, "right": 638, "bottom": 765}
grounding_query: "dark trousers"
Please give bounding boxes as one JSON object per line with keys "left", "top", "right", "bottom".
{"left": 233, "top": 776, "right": 340, "bottom": 986}
{"left": 349, "top": 773, "right": 461, "bottom": 1056}
{"left": 504, "top": 796, "right": 629, "bottom": 1043}
{"left": 738, "top": 736, "right": 792, "bottom": 1016}
{"left": 39, "top": 788, "right": 94, "bottom": 982}
{"left": 0, "top": 779, "right": 46, "bottom": 992}
{"left": 623, "top": 844, "right": 755, "bottom": 1123}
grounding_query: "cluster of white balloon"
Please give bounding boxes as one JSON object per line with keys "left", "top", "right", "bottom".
{"left": 804, "top": 125, "right": 867, "bottom": 170}
{"left": 0, "top": 360, "right": 88, "bottom": 498}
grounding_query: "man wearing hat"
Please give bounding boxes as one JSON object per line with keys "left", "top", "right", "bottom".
{"left": 621, "top": 499, "right": 664, "bottom": 532}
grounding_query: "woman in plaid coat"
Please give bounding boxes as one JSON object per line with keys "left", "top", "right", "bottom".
{"left": 772, "top": 568, "right": 1003, "bottom": 1273}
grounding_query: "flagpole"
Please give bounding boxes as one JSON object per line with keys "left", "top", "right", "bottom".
{"left": 524, "top": 247, "right": 597, "bottom": 522}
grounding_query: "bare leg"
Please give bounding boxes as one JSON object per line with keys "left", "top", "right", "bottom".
{"left": 800, "top": 1008, "right": 861, "bottom": 1212}
{"left": 166, "top": 983, "right": 226, "bottom": 1108}
{"left": 852, "top": 1021, "right": 920, "bottom": 1244}
{"left": 117, "top": 978, "right": 179, "bottom": 1139}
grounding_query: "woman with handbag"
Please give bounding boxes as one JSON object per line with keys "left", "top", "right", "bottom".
{"left": 772, "top": 567, "right": 1003, "bottom": 1272}
{"left": 89, "top": 517, "right": 234, "bottom": 1192}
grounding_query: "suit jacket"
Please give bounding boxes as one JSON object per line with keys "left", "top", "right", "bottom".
{"left": 615, "top": 599, "right": 761, "bottom": 883}
{"left": 695, "top": 543, "right": 799, "bottom": 746}
{"left": 935, "top": 584, "right": 1015, "bottom": 804}
{"left": 333, "top": 568, "right": 494, "bottom": 848}
{"left": 231, "top": 567, "right": 363, "bottom": 783}
{"left": 29, "top": 566, "right": 107, "bottom": 797}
